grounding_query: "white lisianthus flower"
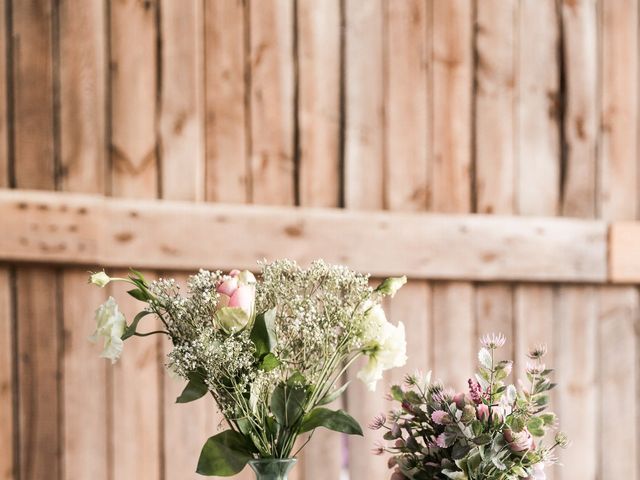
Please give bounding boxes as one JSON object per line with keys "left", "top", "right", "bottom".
{"left": 89, "top": 271, "right": 111, "bottom": 288}
{"left": 358, "top": 317, "right": 407, "bottom": 391}
{"left": 89, "top": 296, "right": 126, "bottom": 364}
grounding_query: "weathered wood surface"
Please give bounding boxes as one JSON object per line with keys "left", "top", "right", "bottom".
{"left": 0, "top": 189, "right": 610, "bottom": 282}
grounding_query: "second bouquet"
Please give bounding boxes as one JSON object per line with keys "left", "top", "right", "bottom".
{"left": 89, "top": 259, "right": 408, "bottom": 478}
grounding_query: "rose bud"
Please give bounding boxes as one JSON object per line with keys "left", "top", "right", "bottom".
{"left": 503, "top": 428, "right": 534, "bottom": 452}
{"left": 476, "top": 403, "right": 489, "bottom": 421}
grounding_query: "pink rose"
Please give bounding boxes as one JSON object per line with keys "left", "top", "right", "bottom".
{"left": 504, "top": 428, "right": 534, "bottom": 452}
{"left": 215, "top": 270, "right": 257, "bottom": 333}
{"left": 476, "top": 403, "right": 489, "bottom": 421}
{"left": 228, "top": 284, "right": 255, "bottom": 316}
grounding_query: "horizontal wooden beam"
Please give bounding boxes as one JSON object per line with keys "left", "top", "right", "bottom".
{"left": 0, "top": 189, "right": 609, "bottom": 283}
{"left": 609, "top": 222, "right": 640, "bottom": 283}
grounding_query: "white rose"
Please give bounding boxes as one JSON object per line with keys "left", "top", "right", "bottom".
{"left": 89, "top": 297, "right": 126, "bottom": 363}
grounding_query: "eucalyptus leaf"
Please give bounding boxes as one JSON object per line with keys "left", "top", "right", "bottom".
{"left": 196, "top": 430, "right": 255, "bottom": 476}
{"left": 478, "top": 348, "right": 492, "bottom": 370}
{"left": 299, "top": 407, "right": 363, "bottom": 435}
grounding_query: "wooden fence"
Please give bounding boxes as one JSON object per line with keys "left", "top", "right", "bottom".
{"left": 0, "top": 1, "right": 638, "bottom": 480}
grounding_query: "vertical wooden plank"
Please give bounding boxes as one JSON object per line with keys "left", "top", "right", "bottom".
{"left": 598, "top": 0, "right": 638, "bottom": 220}
{"left": 560, "top": 0, "right": 598, "bottom": 218}
{"left": 597, "top": 4, "right": 639, "bottom": 477}
{"left": 517, "top": 0, "right": 560, "bottom": 216}
{"left": 430, "top": 0, "right": 472, "bottom": 213}
{"left": 343, "top": 1, "right": 386, "bottom": 479}
{"left": 58, "top": 2, "right": 109, "bottom": 480}
{"left": 249, "top": 0, "right": 295, "bottom": 205}
{"left": 431, "top": 282, "right": 474, "bottom": 389}
{"left": 384, "top": 0, "right": 429, "bottom": 212}
{"left": 475, "top": 0, "right": 516, "bottom": 215}
{"left": 204, "top": 0, "right": 248, "bottom": 204}
{"left": 475, "top": 284, "right": 513, "bottom": 359}
{"left": 297, "top": 0, "right": 340, "bottom": 208}
{"left": 16, "top": 268, "right": 60, "bottom": 480}
{"left": 159, "top": 0, "right": 204, "bottom": 202}
{"left": 296, "top": 2, "right": 341, "bottom": 477}
{"left": 598, "top": 287, "right": 638, "bottom": 480}
{"left": 110, "top": 1, "right": 161, "bottom": 478}
{"left": 555, "top": 286, "right": 597, "bottom": 480}
{"left": 430, "top": 0, "right": 475, "bottom": 391}
{"left": 12, "top": 1, "right": 59, "bottom": 479}
{"left": 344, "top": 0, "right": 384, "bottom": 210}
{"left": 0, "top": 269, "right": 14, "bottom": 480}
{"left": 61, "top": 271, "right": 109, "bottom": 480}
{"left": 474, "top": 0, "right": 516, "bottom": 367}
{"left": 0, "top": 0, "right": 7, "bottom": 188}
{"left": 11, "top": 0, "right": 55, "bottom": 188}
{"left": 110, "top": 0, "right": 158, "bottom": 197}
{"left": 0, "top": 1, "right": 13, "bottom": 478}
{"left": 58, "top": 0, "right": 107, "bottom": 194}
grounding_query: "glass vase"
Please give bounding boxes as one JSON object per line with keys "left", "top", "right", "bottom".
{"left": 248, "top": 458, "right": 297, "bottom": 480}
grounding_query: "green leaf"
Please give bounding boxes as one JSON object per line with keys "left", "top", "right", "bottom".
{"left": 299, "top": 408, "right": 363, "bottom": 435}
{"left": 128, "top": 268, "right": 147, "bottom": 282}
{"left": 127, "top": 288, "right": 148, "bottom": 302}
{"left": 478, "top": 348, "right": 492, "bottom": 370}
{"left": 259, "top": 353, "right": 281, "bottom": 372}
{"left": 390, "top": 384, "right": 404, "bottom": 401}
{"left": 176, "top": 375, "right": 208, "bottom": 404}
{"left": 122, "top": 310, "right": 153, "bottom": 340}
{"left": 317, "top": 382, "right": 350, "bottom": 406}
{"left": 270, "top": 382, "right": 308, "bottom": 428}
{"left": 250, "top": 308, "right": 277, "bottom": 357}
{"left": 512, "top": 465, "right": 528, "bottom": 477}
{"left": 196, "top": 430, "right": 255, "bottom": 476}
{"left": 527, "top": 417, "right": 545, "bottom": 437}
{"left": 374, "top": 276, "right": 407, "bottom": 297}
{"left": 539, "top": 412, "right": 557, "bottom": 426}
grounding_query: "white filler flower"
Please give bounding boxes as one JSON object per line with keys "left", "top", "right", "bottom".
{"left": 89, "top": 296, "right": 126, "bottom": 363}
{"left": 358, "top": 305, "right": 407, "bottom": 391}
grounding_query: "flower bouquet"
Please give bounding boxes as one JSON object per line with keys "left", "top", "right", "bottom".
{"left": 89, "top": 260, "right": 408, "bottom": 478}
{"left": 372, "top": 334, "right": 569, "bottom": 480}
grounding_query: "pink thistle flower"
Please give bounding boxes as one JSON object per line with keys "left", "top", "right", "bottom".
{"left": 431, "top": 410, "right": 450, "bottom": 425}
{"left": 435, "top": 433, "right": 447, "bottom": 448}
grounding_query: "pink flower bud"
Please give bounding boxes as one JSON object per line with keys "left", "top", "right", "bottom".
{"left": 228, "top": 284, "right": 255, "bottom": 316}
{"left": 476, "top": 403, "right": 489, "bottom": 421}
{"left": 504, "top": 428, "right": 534, "bottom": 452}
{"left": 229, "top": 269, "right": 241, "bottom": 277}
{"left": 217, "top": 277, "right": 239, "bottom": 296}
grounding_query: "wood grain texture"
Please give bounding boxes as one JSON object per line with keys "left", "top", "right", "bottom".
{"left": 598, "top": 0, "right": 638, "bottom": 221}
{"left": 344, "top": 0, "right": 384, "bottom": 211}
{"left": 110, "top": 0, "right": 158, "bottom": 197}
{"left": 62, "top": 270, "right": 109, "bottom": 480}
{"left": 384, "top": 0, "right": 429, "bottom": 212}
{"left": 475, "top": 0, "right": 516, "bottom": 215}
{"left": 598, "top": 287, "right": 638, "bottom": 480}
{"left": 11, "top": 2, "right": 60, "bottom": 478}
{"left": 297, "top": 0, "right": 341, "bottom": 208}
{"left": 517, "top": 0, "right": 560, "bottom": 216}
{"left": 0, "top": 190, "right": 610, "bottom": 283}
{"left": 431, "top": 282, "right": 474, "bottom": 389}
{"left": 249, "top": 0, "right": 295, "bottom": 205}
{"left": 560, "top": 0, "right": 598, "bottom": 218}
{"left": 610, "top": 222, "right": 640, "bottom": 283}
{"left": 159, "top": 0, "right": 204, "bottom": 202}
{"left": 0, "top": 269, "right": 14, "bottom": 480}
{"left": 431, "top": 0, "right": 472, "bottom": 213}
{"left": 16, "top": 268, "right": 60, "bottom": 480}
{"left": 109, "top": 3, "right": 161, "bottom": 475}
{"left": 204, "top": 0, "right": 248, "bottom": 204}
{"left": 11, "top": 0, "right": 55, "bottom": 189}
{"left": 0, "top": 0, "right": 7, "bottom": 188}
{"left": 58, "top": 0, "right": 107, "bottom": 194}
{"left": 58, "top": 4, "right": 109, "bottom": 478}
{"left": 554, "top": 286, "right": 597, "bottom": 480}
{"left": 475, "top": 284, "right": 514, "bottom": 359}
